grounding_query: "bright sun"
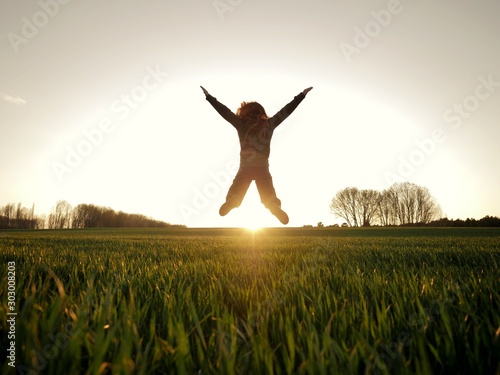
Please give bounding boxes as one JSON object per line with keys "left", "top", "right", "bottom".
{"left": 238, "top": 206, "right": 265, "bottom": 230}
{"left": 245, "top": 223, "right": 262, "bottom": 232}
{"left": 230, "top": 189, "right": 275, "bottom": 229}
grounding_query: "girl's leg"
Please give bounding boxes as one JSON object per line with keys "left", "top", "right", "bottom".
{"left": 255, "top": 169, "right": 289, "bottom": 224}
{"left": 219, "top": 168, "right": 252, "bottom": 216}
{"left": 254, "top": 168, "right": 280, "bottom": 207}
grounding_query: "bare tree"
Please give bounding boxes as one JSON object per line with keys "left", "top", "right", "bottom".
{"left": 376, "top": 189, "right": 398, "bottom": 226}
{"left": 101, "top": 207, "right": 117, "bottom": 227}
{"left": 382, "top": 183, "right": 441, "bottom": 225}
{"left": 331, "top": 188, "right": 382, "bottom": 227}
{"left": 48, "top": 200, "right": 72, "bottom": 229}
{"left": 1, "top": 203, "right": 16, "bottom": 228}
{"left": 332, "top": 182, "right": 441, "bottom": 226}
{"left": 36, "top": 214, "right": 46, "bottom": 229}
{"left": 357, "top": 189, "right": 380, "bottom": 226}
{"left": 71, "top": 203, "right": 100, "bottom": 228}
{"left": 415, "top": 185, "right": 442, "bottom": 223}
{"left": 392, "top": 182, "right": 416, "bottom": 224}
{"left": 330, "top": 187, "right": 360, "bottom": 227}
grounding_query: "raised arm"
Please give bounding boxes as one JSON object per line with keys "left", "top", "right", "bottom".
{"left": 269, "top": 87, "right": 313, "bottom": 129}
{"left": 201, "top": 86, "right": 240, "bottom": 128}
{"left": 302, "top": 87, "right": 313, "bottom": 96}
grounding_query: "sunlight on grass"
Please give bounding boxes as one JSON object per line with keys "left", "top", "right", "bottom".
{"left": 1, "top": 228, "right": 499, "bottom": 374}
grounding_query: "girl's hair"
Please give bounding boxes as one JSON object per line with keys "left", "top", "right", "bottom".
{"left": 236, "top": 101, "right": 269, "bottom": 139}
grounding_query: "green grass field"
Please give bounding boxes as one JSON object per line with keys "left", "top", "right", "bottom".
{"left": 1, "top": 227, "right": 499, "bottom": 374}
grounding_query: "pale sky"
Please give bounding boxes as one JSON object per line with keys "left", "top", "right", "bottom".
{"left": 1, "top": 0, "right": 499, "bottom": 228}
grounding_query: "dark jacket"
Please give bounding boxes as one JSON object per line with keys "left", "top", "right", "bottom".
{"left": 206, "top": 92, "right": 305, "bottom": 167}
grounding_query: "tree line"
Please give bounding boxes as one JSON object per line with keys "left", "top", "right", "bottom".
{"left": 424, "top": 216, "right": 500, "bottom": 227}
{"left": 329, "top": 182, "right": 500, "bottom": 227}
{"left": 0, "top": 201, "right": 184, "bottom": 229}
{"left": 0, "top": 203, "right": 40, "bottom": 229}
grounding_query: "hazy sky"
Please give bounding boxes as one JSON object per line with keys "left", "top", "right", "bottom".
{"left": 1, "top": 0, "right": 499, "bottom": 228}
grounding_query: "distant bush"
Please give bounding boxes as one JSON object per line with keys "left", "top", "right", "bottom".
{"left": 426, "top": 215, "right": 500, "bottom": 227}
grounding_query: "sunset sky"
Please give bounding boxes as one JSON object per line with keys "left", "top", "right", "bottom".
{"left": 1, "top": 0, "right": 499, "bottom": 228}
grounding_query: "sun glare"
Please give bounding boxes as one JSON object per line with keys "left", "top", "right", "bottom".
{"left": 246, "top": 224, "right": 262, "bottom": 232}
{"left": 227, "top": 187, "right": 277, "bottom": 230}
{"left": 240, "top": 208, "right": 264, "bottom": 231}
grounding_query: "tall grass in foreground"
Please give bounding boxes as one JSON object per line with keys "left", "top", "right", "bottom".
{"left": 1, "top": 228, "right": 499, "bottom": 374}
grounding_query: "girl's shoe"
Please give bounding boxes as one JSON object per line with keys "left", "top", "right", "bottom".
{"left": 219, "top": 199, "right": 238, "bottom": 216}
{"left": 268, "top": 204, "right": 289, "bottom": 225}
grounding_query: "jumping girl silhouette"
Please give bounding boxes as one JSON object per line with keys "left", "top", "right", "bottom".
{"left": 201, "top": 85, "right": 313, "bottom": 224}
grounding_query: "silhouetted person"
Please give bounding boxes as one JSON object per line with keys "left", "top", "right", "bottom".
{"left": 201, "top": 85, "right": 313, "bottom": 224}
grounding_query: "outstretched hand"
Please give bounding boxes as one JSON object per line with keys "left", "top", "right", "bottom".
{"left": 200, "top": 86, "right": 209, "bottom": 96}
{"left": 303, "top": 87, "right": 313, "bottom": 96}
